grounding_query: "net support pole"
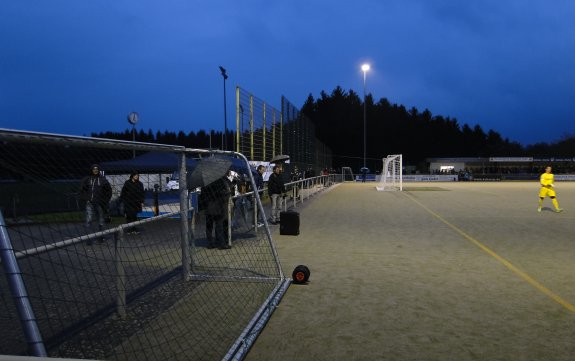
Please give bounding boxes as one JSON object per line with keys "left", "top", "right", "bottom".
{"left": 227, "top": 199, "right": 232, "bottom": 247}
{"left": 235, "top": 87, "right": 240, "bottom": 153}
{"left": 0, "top": 211, "right": 47, "bottom": 357}
{"left": 115, "top": 228, "right": 127, "bottom": 319}
{"left": 179, "top": 152, "right": 191, "bottom": 280}
{"left": 262, "top": 102, "right": 266, "bottom": 161}
{"left": 250, "top": 96, "right": 254, "bottom": 160}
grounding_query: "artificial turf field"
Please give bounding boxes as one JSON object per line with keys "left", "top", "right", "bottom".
{"left": 246, "top": 181, "right": 575, "bottom": 361}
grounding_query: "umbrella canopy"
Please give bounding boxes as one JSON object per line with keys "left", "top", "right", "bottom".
{"left": 269, "top": 154, "right": 290, "bottom": 163}
{"left": 187, "top": 156, "right": 233, "bottom": 189}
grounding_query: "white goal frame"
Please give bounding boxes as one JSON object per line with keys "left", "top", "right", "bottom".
{"left": 376, "top": 154, "right": 403, "bottom": 191}
{"left": 341, "top": 167, "right": 355, "bottom": 182}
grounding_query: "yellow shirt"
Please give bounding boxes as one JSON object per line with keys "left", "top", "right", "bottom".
{"left": 540, "top": 172, "right": 554, "bottom": 187}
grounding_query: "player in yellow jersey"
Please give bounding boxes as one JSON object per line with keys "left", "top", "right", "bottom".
{"left": 538, "top": 166, "right": 563, "bottom": 213}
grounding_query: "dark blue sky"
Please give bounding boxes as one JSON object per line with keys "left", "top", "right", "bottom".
{"left": 1, "top": 1, "right": 574, "bottom": 146}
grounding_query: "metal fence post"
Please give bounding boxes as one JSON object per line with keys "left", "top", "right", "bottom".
{"left": 115, "top": 228, "right": 126, "bottom": 319}
{"left": 0, "top": 211, "right": 47, "bottom": 357}
{"left": 179, "top": 152, "right": 191, "bottom": 280}
{"left": 253, "top": 192, "right": 258, "bottom": 231}
{"left": 227, "top": 198, "right": 232, "bottom": 247}
{"left": 153, "top": 184, "right": 160, "bottom": 216}
{"left": 262, "top": 102, "right": 266, "bottom": 161}
{"left": 250, "top": 95, "right": 254, "bottom": 160}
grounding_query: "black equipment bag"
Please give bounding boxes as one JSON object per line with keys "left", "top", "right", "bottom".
{"left": 280, "top": 210, "right": 300, "bottom": 235}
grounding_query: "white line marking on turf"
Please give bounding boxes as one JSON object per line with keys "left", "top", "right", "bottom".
{"left": 404, "top": 192, "right": 575, "bottom": 315}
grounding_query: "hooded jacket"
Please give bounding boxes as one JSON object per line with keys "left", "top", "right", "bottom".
{"left": 79, "top": 166, "right": 112, "bottom": 208}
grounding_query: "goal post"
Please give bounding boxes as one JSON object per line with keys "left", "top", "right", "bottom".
{"left": 376, "top": 154, "right": 403, "bottom": 191}
{"left": 341, "top": 167, "right": 355, "bottom": 182}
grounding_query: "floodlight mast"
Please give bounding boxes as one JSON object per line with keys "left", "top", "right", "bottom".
{"left": 361, "top": 64, "right": 370, "bottom": 169}
{"left": 219, "top": 66, "right": 228, "bottom": 150}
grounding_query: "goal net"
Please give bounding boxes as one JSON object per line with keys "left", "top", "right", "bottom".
{"left": 376, "top": 154, "right": 402, "bottom": 191}
{"left": 0, "top": 129, "right": 288, "bottom": 361}
{"left": 341, "top": 167, "right": 354, "bottom": 182}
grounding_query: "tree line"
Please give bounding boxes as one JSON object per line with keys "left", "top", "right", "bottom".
{"left": 301, "top": 86, "right": 574, "bottom": 170}
{"left": 92, "top": 129, "right": 231, "bottom": 150}
{"left": 91, "top": 86, "right": 574, "bottom": 171}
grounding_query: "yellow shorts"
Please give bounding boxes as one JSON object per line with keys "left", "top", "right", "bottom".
{"left": 539, "top": 186, "right": 556, "bottom": 198}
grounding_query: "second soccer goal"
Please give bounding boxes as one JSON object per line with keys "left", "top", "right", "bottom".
{"left": 376, "top": 154, "right": 402, "bottom": 191}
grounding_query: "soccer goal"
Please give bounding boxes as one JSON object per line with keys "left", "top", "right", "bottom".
{"left": 376, "top": 154, "right": 403, "bottom": 191}
{"left": 341, "top": 166, "right": 355, "bottom": 182}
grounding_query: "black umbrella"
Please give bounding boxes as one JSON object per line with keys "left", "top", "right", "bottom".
{"left": 187, "top": 156, "right": 233, "bottom": 189}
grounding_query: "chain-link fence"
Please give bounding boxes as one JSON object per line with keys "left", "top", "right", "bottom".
{"left": 235, "top": 87, "right": 282, "bottom": 162}
{"left": 235, "top": 88, "right": 333, "bottom": 181}
{"left": 281, "top": 96, "right": 333, "bottom": 180}
{"left": 0, "top": 129, "right": 289, "bottom": 361}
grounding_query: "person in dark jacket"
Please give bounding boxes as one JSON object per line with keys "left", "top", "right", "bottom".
{"left": 267, "top": 165, "right": 285, "bottom": 224}
{"left": 253, "top": 165, "right": 266, "bottom": 225}
{"left": 79, "top": 164, "right": 112, "bottom": 244}
{"left": 201, "top": 175, "right": 233, "bottom": 249}
{"left": 120, "top": 171, "right": 145, "bottom": 234}
{"left": 255, "top": 165, "right": 265, "bottom": 191}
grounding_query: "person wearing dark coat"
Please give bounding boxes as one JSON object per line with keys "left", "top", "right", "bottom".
{"left": 201, "top": 175, "right": 233, "bottom": 249}
{"left": 79, "top": 164, "right": 112, "bottom": 244}
{"left": 255, "top": 165, "right": 265, "bottom": 191}
{"left": 253, "top": 165, "right": 266, "bottom": 225}
{"left": 120, "top": 171, "right": 145, "bottom": 234}
{"left": 267, "top": 165, "right": 286, "bottom": 224}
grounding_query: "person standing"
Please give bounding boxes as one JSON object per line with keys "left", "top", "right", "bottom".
{"left": 120, "top": 171, "right": 145, "bottom": 234}
{"left": 255, "top": 165, "right": 265, "bottom": 191}
{"left": 253, "top": 165, "right": 266, "bottom": 226}
{"left": 538, "top": 166, "right": 563, "bottom": 213}
{"left": 268, "top": 165, "right": 285, "bottom": 225}
{"left": 228, "top": 171, "right": 241, "bottom": 230}
{"left": 202, "top": 175, "right": 233, "bottom": 249}
{"left": 361, "top": 167, "right": 368, "bottom": 183}
{"left": 79, "top": 164, "right": 112, "bottom": 244}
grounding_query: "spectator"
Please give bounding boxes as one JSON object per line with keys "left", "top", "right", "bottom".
{"left": 322, "top": 167, "right": 330, "bottom": 187}
{"left": 252, "top": 165, "right": 266, "bottom": 226}
{"left": 306, "top": 166, "right": 315, "bottom": 178}
{"left": 255, "top": 165, "right": 265, "bottom": 191}
{"left": 202, "top": 175, "right": 233, "bottom": 249}
{"left": 228, "top": 171, "right": 241, "bottom": 230}
{"left": 268, "top": 165, "right": 285, "bottom": 225}
{"left": 79, "top": 164, "right": 112, "bottom": 245}
{"left": 360, "top": 167, "right": 368, "bottom": 183}
{"left": 120, "top": 170, "right": 145, "bottom": 234}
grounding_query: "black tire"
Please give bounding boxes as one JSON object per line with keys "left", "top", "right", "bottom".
{"left": 292, "top": 265, "right": 310, "bottom": 284}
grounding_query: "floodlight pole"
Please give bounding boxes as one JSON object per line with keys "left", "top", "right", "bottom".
{"left": 127, "top": 112, "right": 139, "bottom": 159}
{"left": 132, "top": 125, "right": 135, "bottom": 158}
{"left": 219, "top": 66, "right": 228, "bottom": 151}
{"left": 361, "top": 64, "right": 370, "bottom": 169}
{"left": 239, "top": 104, "right": 244, "bottom": 152}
